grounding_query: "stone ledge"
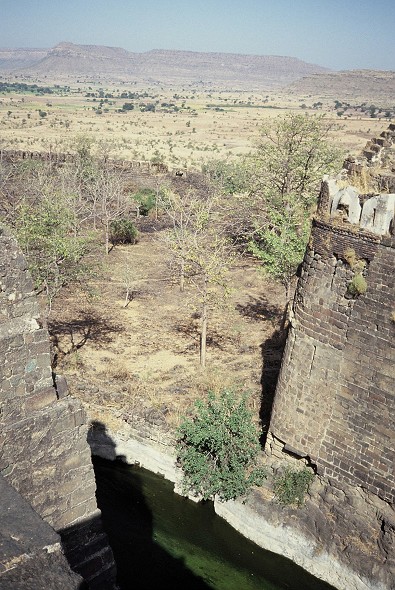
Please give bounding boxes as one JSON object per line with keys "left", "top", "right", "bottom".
{"left": 0, "top": 474, "right": 84, "bottom": 589}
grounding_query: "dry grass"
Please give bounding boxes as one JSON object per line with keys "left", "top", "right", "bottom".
{"left": 51, "top": 232, "right": 284, "bottom": 430}
{"left": 0, "top": 80, "right": 389, "bottom": 170}
{"left": 337, "top": 166, "right": 382, "bottom": 193}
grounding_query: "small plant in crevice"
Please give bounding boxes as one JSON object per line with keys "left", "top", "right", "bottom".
{"left": 347, "top": 273, "right": 368, "bottom": 297}
{"left": 273, "top": 466, "right": 314, "bottom": 507}
{"left": 343, "top": 247, "right": 368, "bottom": 298}
{"left": 343, "top": 247, "right": 359, "bottom": 270}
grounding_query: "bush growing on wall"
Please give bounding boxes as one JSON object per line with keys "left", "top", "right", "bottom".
{"left": 343, "top": 248, "right": 368, "bottom": 297}
{"left": 176, "top": 390, "right": 266, "bottom": 502}
{"left": 273, "top": 467, "right": 314, "bottom": 506}
{"left": 347, "top": 273, "right": 367, "bottom": 297}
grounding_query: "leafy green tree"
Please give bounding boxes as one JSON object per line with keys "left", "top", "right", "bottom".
{"left": 245, "top": 114, "right": 343, "bottom": 301}
{"left": 122, "top": 102, "right": 134, "bottom": 111}
{"left": 249, "top": 113, "right": 342, "bottom": 205}
{"left": 202, "top": 158, "right": 249, "bottom": 195}
{"left": 132, "top": 188, "right": 156, "bottom": 216}
{"left": 109, "top": 218, "right": 138, "bottom": 245}
{"left": 15, "top": 195, "right": 89, "bottom": 311}
{"left": 248, "top": 194, "right": 310, "bottom": 300}
{"left": 176, "top": 390, "right": 266, "bottom": 501}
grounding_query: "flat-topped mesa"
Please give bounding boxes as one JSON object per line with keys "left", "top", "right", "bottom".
{"left": 317, "top": 176, "right": 395, "bottom": 239}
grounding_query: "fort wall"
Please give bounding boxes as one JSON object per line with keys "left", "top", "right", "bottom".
{"left": 266, "top": 179, "right": 395, "bottom": 503}
{"left": 0, "top": 225, "right": 116, "bottom": 588}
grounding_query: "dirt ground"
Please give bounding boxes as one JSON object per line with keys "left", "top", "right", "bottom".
{"left": 4, "top": 79, "right": 388, "bottom": 434}
{"left": 0, "top": 82, "right": 389, "bottom": 170}
{"left": 50, "top": 225, "right": 286, "bottom": 433}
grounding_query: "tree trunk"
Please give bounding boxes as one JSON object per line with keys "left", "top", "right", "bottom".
{"left": 124, "top": 287, "right": 130, "bottom": 307}
{"left": 200, "top": 301, "right": 207, "bottom": 367}
{"left": 200, "top": 277, "right": 208, "bottom": 367}
{"left": 180, "top": 259, "right": 185, "bottom": 292}
{"left": 105, "top": 221, "right": 110, "bottom": 255}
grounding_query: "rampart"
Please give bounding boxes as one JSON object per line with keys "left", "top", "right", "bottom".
{"left": 266, "top": 178, "right": 395, "bottom": 503}
{"left": 0, "top": 148, "right": 168, "bottom": 174}
{"left": 0, "top": 225, "right": 116, "bottom": 588}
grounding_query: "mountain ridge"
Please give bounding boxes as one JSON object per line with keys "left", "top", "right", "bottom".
{"left": 285, "top": 69, "right": 395, "bottom": 102}
{"left": 0, "top": 42, "right": 329, "bottom": 89}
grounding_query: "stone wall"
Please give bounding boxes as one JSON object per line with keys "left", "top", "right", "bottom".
{"left": 343, "top": 123, "right": 395, "bottom": 191}
{"left": 0, "top": 474, "right": 85, "bottom": 589}
{"left": 266, "top": 181, "right": 395, "bottom": 504}
{"left": 0, "top": 148, "right": 168, "bottom": 174}
{"left": 0, "top": 225, "right": 116, "bottom": 588}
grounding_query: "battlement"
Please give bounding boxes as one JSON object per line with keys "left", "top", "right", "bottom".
{"left": 318, "top": 176, "right": 395, "bottom": 238}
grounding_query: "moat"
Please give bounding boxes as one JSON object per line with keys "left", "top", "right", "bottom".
{"left": 93, "top": 456, "right": 337, "bottom": 590}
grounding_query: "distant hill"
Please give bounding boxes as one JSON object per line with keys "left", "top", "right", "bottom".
{"left": 0, "top": 48, "right": 47, "bottom": 70}
{"left": 285, "top": 69, "right": 395, "bottom": 103}
{"left": 0, "top": 42, "right": 329, "bottom": 89}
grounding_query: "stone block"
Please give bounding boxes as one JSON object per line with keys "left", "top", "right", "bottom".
{"left": 25, "top": 387, "right": 57, "bottom": 412}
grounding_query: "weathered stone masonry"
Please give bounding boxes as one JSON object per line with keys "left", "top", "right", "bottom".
{"left": 0, "top": 225, "right": 116, "bottom": 588}
{"left": 267, "top": 181, "right": 395, "bottom": 504}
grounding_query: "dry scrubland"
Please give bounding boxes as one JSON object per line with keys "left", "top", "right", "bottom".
{"left": 50, "top": 238, "right": 285, "bottom": 431}
{"left": 0, "top": 79, "right": 391, "bottom": 168}
{"left": 1, "top": 77, "right": 393, "bottom": 429}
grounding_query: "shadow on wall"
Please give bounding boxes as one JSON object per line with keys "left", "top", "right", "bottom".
{"left": 59, "top": 514, "right": 115, "bottom": 590}
{"left": 87, "top": 422, "right": 212, "bottom": 590}
{"left": 259, "top": 326, "right": 288, "bottom": 446}
{"left": 236, "top": 294, "right": 288, "bottom": 447}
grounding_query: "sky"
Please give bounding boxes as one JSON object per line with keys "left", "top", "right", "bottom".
{"left": 0, "top": 0, "right": 394, "bottom": 71}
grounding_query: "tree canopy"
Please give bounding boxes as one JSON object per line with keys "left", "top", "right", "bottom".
{"left": 246, "top": 113, "right": 343, "bottom": 298}
{"left": 176, "top": 390, "right": 266, "bottom": 501}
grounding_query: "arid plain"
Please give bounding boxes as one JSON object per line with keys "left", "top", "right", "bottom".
{"left": 1, "top": 66, "right": 394, "bottom": 429}
{"left": 0, "top": 78, "right": 392, "bottom": 168}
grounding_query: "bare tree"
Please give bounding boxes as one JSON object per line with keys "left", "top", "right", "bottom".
{"left": 89, "top": 167, "right": 130, "bottom": 254}
{"left": 161, "top": 188, "right": 234, "bottom": 367}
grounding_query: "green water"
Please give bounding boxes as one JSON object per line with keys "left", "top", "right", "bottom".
{"left": 93, "top": 457, "right": 336, "bottom": 590}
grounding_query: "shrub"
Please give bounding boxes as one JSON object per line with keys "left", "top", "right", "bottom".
{"left": 133, "top": 189, "right": 156, "bottom": 216}
{"left": 343, "top": 247, "right": 358, "bottom": 268}
{"left": 176, "top": 390, "right": 266, "bottom": 502}
{"left": 343, "top": 247, "right": 366, "bottom": 272}
{"left": 109, "top": 219, "right": 138, "bottom": 245}
{"left": 122, "top": 102, "right": 134, "bottom": 111}
{"left": 347, "top": 273, "right": 367, "bottom": 297}
{"left": 273, "top": 467, "right": 314, "bottom": 507}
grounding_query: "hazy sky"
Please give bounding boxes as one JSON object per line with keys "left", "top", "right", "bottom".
{"left": 0, "top": 0, "right": 394, "bottom": 71}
